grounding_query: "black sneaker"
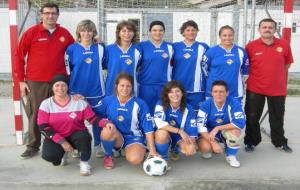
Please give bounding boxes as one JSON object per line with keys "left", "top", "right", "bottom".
{"left": 277, "top": 144, "right": 293, "bottom": 153}
{"left": 244, "top": 144, "right": 255, "bottom": 152}
{"left": 20, "top": 149, "right": 38, "bottom": 159}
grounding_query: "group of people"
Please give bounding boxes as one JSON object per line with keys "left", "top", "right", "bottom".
{"left": 14, "top": 3, "right": 294, "bottom": 176}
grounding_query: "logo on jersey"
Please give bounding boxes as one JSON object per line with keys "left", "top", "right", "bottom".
{"left": 59, "top": 36, "right": 65, "bottom": 42}
{"left": 169, "top": 120, "right": 176, "bottom": 126}
{"left": 85, "top": 58, "right": 92, "bottom": 64}
{"left": 69, "top": 112, "right": 77, "bottom": 119}
{"left": 154, "top": 111, "right": 163, "bottom": 119}
{"left": 226, "top": 59, "right": 233, "bottom": 65}
{"left": 183, "top": 53, "right": 191, "bottom": 59}
{"left": 117, "top": 115, "right": 124, "bottom": 122}
{"left": 276, "top": 47, "right": 283, "bottom": 53}
{"left": 146, "top": 113, "right": 152, "bottom": 121}
{"left": 190, "top": 119, "right": 197, "bottom": 127}
{"left": 125, "top": 59, "right": 132, "bottom": 65}
{"left": 234, "top": 112, "right": 244, "bottom": 119}
{"left": 216, "top": 118, "right": 223, "bottom": 124}
{"left": 162, "top": 53, "right": 169, "bottom": 59}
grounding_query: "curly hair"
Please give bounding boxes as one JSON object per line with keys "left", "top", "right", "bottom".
{"left": 115, "top": 20, "right": 138, "bottom": 45}
{"left": 160, "top": 81, "right": 187, "bottom": 112}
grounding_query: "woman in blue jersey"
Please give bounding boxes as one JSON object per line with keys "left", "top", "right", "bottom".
{"left": 154, "top": 81, "right": 197, "bottom": 162}
{"left": 104, "top": 20, "right": 141, "bottom": 96}
{"left": 197, "top": 80, "right": 245, "bottom": 168}
{"left": 202, "top": 25, "right": 249, "bottom": 103}
{"left": 65, "top": 19, "right": 105, "bottom": 158}
{"left": 172, "top": 20, "right": 209, "bottom": 111}
{"left": 94, "top": 72, "right": 158, "bottom": 169}
{"left": 138, "top": 21, "right": 173, "bottom": 115}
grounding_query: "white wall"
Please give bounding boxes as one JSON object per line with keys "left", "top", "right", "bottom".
{"left": 1, "top": 8, "right": 300, "bottom": 74}
{"left": 0, "top": 9, "right": 11, "bottom": 73}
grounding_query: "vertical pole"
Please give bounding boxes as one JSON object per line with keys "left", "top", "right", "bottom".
{"left": 250, "top": 0, "right": 256, "bottom": 40}
{"left": 98, "top": 0, "right": 106, "bottom": 42}
{"left": 283, "top": 0, "right": 293, "bottom": 43}
{"left": 243, "top": 0, "right": 248, "bottom": 46}
{"left": 8, "top": 0, "right": 24, "bottom": 145}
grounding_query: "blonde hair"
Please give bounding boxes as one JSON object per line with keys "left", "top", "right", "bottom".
{"left": 76, "top": 19, "right": 98, "bottom": 42}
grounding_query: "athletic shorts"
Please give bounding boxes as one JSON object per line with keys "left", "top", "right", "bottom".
{"left": 120, "top": 135, "right": 147, "bottom": 149}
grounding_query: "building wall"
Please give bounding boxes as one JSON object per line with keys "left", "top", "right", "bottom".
{"left": 1, "top": 8, "right": 299, "bottom": 74}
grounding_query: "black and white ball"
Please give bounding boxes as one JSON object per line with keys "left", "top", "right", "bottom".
{"left": 143, "top": 156, "right": 168, "bottom": 176}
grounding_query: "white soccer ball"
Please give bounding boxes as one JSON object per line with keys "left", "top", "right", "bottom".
{"left": 143, "top": 156, "right": 168, "bottom": 176}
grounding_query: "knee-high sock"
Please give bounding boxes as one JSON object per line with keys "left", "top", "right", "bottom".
{"left": 101, "top": 140, "right": 116, "bottom": 156}
{"left": 155, "top": 142, "right": 169, "bottom": 160}
{"left": 225, "top": 146, "right": 239, "bottom": 156}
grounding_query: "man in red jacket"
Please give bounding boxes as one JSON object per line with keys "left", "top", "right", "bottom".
{"left": 14, "top": 3, "right": 74, "bottom": 159}
{"left": 244, "top": 18, "right": 293, "bottom": 153}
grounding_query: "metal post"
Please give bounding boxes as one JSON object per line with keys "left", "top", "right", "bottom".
{"left": 8, "top": 0, "right": 24, "bottom": 145}
{"left": 250, "top": 0, "right": 256, "bottom": 40}
{"left": 283, "top": 0, "right": 293, "bottom": 43}
{"left": 243, "top": 0, "right": 248, "bottom": 45}
{"left": 97, "top": 0, "right": 106, "bottom": 42}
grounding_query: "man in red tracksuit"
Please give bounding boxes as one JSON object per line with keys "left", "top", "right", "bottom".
{"left": 14, "top": 3, "right": 74, "bottom": 159}
{"left": 244, "top": 18, "right": 294, "bottom": 153}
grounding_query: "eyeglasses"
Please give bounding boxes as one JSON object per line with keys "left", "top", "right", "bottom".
{"left": 42, "top": 12, "right": 58, "bottom": 16}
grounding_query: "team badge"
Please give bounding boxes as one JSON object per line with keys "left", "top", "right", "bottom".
{"left": 85, "top": 58, "right": 92, "bottom": 64}
{"left": 125, "top": 59, "right": 132, "bottom": 65}
{"left": 216, "top": 118, "right": 223, "bottom": 124}
{"left": 162, "top": 53, "right": 169, "bottom": 58}
{"left": 117, "top": 115, "right": 124, "bottom": 122}
{"left": 59, "top": 36, "right": 65, "bottom": 42}
{"left": 276, "top": 47, "right": 283, "bottom": 53}
{"left": 169, "top": 120, "right": 176, "bottom": 126}
{"left": 183, "top": 53, "right": 191, "bottom": 59}
{"left": 226, "top": 59, "right": 233, "bottom": 65}
{"left": 69, "top": 112, "right": 77, "bottom": 119}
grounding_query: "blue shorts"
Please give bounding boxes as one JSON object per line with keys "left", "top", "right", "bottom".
{"left": 138, "top": 84, "right": 164, "bottom": 115}
{"left": 187, "top": 92, "right": 205, "bottom": 111}
{"left": 120, "top": 135, "right": 147, "bottom": 149}
{"left": 169, "top": 133, "right": 182, "bottom": 149}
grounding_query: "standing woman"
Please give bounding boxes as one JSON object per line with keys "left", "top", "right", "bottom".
{"left": 94, "top": 72, "right": 158, "bottom": 169}
{"left": 154, "top": 81, "right": 198, "bottom": 161}
{"left": 172, "top": 20, "right": 209, "bottom": 111}
{"left": 104, "top": 20, "right": 141, "bottom": 96}
{"left": 202, "top": 25, "right": 249, "bottom": 103}
{"left": 138, "top": 21, "right": 173, "bottom": 115}
{"left": 65, "top": 19, "right": 105, "bottom": 157}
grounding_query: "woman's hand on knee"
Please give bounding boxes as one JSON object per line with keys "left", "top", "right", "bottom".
{"left": 105, "top": 123, "right": 117, "bottom": 134}
{"left": 61, "top": 141, "right": 74, "bottom": 152}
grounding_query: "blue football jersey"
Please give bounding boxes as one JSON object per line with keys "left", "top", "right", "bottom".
{"left": 137, "top": 40, "right": 173, "bottom": 85}
{"left": 172, "top": 41, "right": 209, "bottom": 93}
{"left": 202, "top": 44, "right": 249, "bottom": 98}
{"left": 197, "top": 97, "right": 246, "bottom": 133}
{"left": 153, "top": 101, "right": 198, "bottom": 137}
{"left": 65, "top": 43, "right": 105, "bottom": 98}
{"left": 104, "top": 43, "right": 141, "bottom": 96}
{"left": 93, "top": 95, "right": 154, "bottom": 136}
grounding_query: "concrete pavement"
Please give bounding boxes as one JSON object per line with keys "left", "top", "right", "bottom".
{"left": 0, "top": 97, "right": 299, "bottom": 190}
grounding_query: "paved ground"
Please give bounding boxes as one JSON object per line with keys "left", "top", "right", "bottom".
{"left": 0, "top": 97, "right": 299, "bottom": 190}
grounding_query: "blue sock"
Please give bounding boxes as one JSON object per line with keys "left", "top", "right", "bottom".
{"left": 102, "top": 140, "right": 115, "bottom": 156}
{"left": 92, "top": 125, "right": 102, "bottom": 146}
{"left": 225, "top": 146, "right": 239, "bottom": 156}
{"left": 155, "top": 142, "right": 170, "bottom": 160}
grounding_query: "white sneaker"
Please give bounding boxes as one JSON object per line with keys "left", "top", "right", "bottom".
{"left": 72, "top": 150, "right": 80, "bottom": 158}
{"left": 80, "top": 161, "right": 91, "bottom": 176}
{"left": 95, "top": 145, "right": 105, "bottom": 158}
{"left": 61, "top": 153, "right": 68, "bottom": 166}
{"left": 201, "top": 152, "right": 212, "bottom": 159}
{"left": 226, "top": 156, "right": 240, "bottom": 168}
